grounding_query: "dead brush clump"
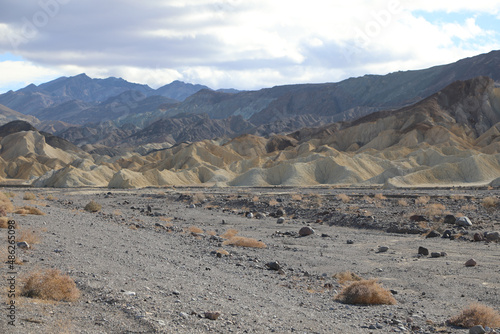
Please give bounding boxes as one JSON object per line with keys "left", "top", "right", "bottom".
{"left": 425, "top": 203, "right": 446, "bottom": 218}
{"left": 397, "top": 199, "right": 409, "bottom": 207}
{"left": 268, "top": 199, "right": 279, "bottom": 206}
{"left": 84, "top": 200, "right": 102, "bottom": 212}
{"left": 21, "top": 269, "right": 80, "bottom": 302}
{"left": 18, "top": 229, "right": 41, "bottom": 245}
{"left": 373, "top": 193, "right": 387, "bottom": 201}
{"left": 291, "top": 194, "right": 303, "bottom": 201}
{"left": 23, "top": 192, "right": 37, "bottom": 200}
{"left": 335, "top": 279, "right": 397, "bottom": 305}
{"left": 0, "top": 192, "right": 14, "bottom": 216}
{"left": 336, "top": 194, "right": 351, "bottom": 203}
{"left": 333, "top": 271, "right": 362, "bottom": 284}
{"left": 188, "top": 226, "right": 204, "bottom": 234}
{"left": 447, "top": 303, "right": 500, "bottom": 328}
{"left": 221, "top": 229, "right": 266, "bottom": 248}
{"left": 15, "top": 206, "right": 45, "bottom": 216}
{"left": 362, "top": 195, "right": 373, "bottom": 204}
{"left": 0, "top": 217, "right": 17, "bottom": 229}
{"left": 415, "top": 196, "right": 430, "bottom": 205}
{"left": 481, "top": 196, "right": 498, "bottom": 212}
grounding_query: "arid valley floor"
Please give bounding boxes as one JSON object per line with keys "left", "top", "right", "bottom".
{"left": 1, "top": 186, "right": 500, "bottom": 333}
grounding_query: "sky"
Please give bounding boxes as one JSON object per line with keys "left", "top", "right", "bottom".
{"left": 0, "top": 0, "right": 499, "bottom": 93}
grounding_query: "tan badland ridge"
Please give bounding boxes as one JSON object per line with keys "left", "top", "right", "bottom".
{"left": 2, "top": 76, "right": 500, "bottom": 188}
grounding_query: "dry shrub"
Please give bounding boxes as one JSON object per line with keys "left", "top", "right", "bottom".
{"left": 450, "top": 194, "right": 466, "bottom": 201}
{"left": 216, "top": 248, "right": 229, "bottom": 256}
{"left": 0, "top": 192, "right": 14, "bottom": 215}
{"left": 397, "top": 199, "right": 408, "bottom": 207}
{"left": 448, "top": 303, "right": 500, "bottom": 328}
{"left": 222, "top": 236, "right": 266, "bottom": 248}
{"left": 18, "top": 229, "right": 41, "bottom": 245}
{"left": 374, "top": 193, "right": 386, "bottom": 200}
{"left": 84, "top": 200, "right": 101, "bottom": 212}
{"left": 21, "top": 269, "right": 80, "bottom": 302}
{"left": 415, "top": 196, "right": 430, "bottom": 205}
{"left": 45, "top": 194, "right": 57, "bottom": 201}
{"left": 192, "top": 193, "right": 206, "bottom": 204}
{"left": 188, "top": 226, "right": 204, "bottom": 234}
{"left": 0, "top": 217, "right": 17, "bottom": 229}
{"left": 206, "top": 230, "right": 217, "bottom": 236}
{"left": 425, "top": 203, "right": 446, "bottom": 217}
{"left": 333, "top": 271, "right": 362, "bottom": 284}
{"left": 291, "top": 194, "right": 303, "bottom": 201}
{"left": 221, "top": 229, "right": 239, "bottom": 239}
{"left": 335, "top": 279, "right": 396, "bottom": 305}
{"left": 268, "top": 199, "right": 279, "bottom": 206}
{"left": 337, "top": 194, "right": 351, "bottom": 203}
{"left": 251, "top": 195, "right": 260, "bottom": 202}
{"left": 23, "top": 192, "right": 37, "bottom": 200}
{"left": 362, "top": 195, "right": 373, "bottom": 203}
{"left": 481, "top": 196, "right": 498, "bottom": 211}
{"left": 15, "top": 206, "right": 45, "bottom": 216}
{"left": 3, "top": 191, "right": 15, "bottom": 198}
{"left": 461, "top": 204, "right": 477, "bottom": 211}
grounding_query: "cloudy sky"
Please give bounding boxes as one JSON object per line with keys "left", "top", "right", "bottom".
{"left": 0, "top": 0, "right": 499, "bottom": 93}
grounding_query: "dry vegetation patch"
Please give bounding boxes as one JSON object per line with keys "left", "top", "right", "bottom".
{"left": 18, "top": 229, "right": 41, "bottom": 245}
{"left": 15, "top": 206, "right": 45, "bottom": 215}
{"left": 0, "top": 192, "right": 14, "bottom": 215}
{"left": 333, "top": 271, "right": 362, "bottom": 284}
{"left": 447, "top": 303, "right": 500, "bottom": 328}
{"left": 84, "top": 200, "right": 102, "bottom": 212}
{"left": 481, "top": 196, "right": 498, "bottom": 211}
{"left": 188, "top": 226, "right": 204, "bottom": 234}
{"left": 221, "top": 229, "right": 266, "bottom": 248}
{"left": 415, "top": 196, "right": 430, "bottom": 205}
{"left": 0, "top": 217, "right": 17, "bottom": 229}
{"left": 23, "top": 192, "right": 37, "bottom": 200}
{"left": 336, "top": 194, "right": 351, "bottom": 203}
{"left": 335, "top": 279, "right": 397, "bottom": 305}
{"left": 21, "top": 269, "right": 80, "bottom": 302}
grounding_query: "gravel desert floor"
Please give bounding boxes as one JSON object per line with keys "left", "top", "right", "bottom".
{"left": 1, "top": 186, "right": 500, "bottom": 334}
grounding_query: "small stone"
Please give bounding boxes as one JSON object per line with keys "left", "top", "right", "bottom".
{"left": 426, "top": 230, "right": 441, "bottom": 238}
{"left": 418, "top": 246, "right": 429, "bottom": 256}
{"left": 469, "top": 325, "right": 486, "bottom": 334}
{"left": 410, "top": 215, "right": 427, "bottom": 222}
{"left": 484, "top": 231, "right": 500, "bottom": 242}
{"left": 465, "top": 258, "right": 477, "bottom": 267}
{"left": 377, "top": 246, "right": 389, "bottom": 253}
{"left": 179, "top": 312, "right": 189, "bottom": 319}
{"left": 442, "top": 230, "right": 453, "bottom": 238}
{"left": 346, "top": 240, "right": 354, "bottom": 244}
{"left": 440, "top": 252, "right": 447, "bottom": 257}
{"left": 123, "top": 291, "right": 136, "bottom": 296}
{"left": 172, "top": 290, "right": 180, "bottom": 295}
{"left": 299, "top": 226, "right": 314, "bottom": 236}
{"left": 444, "top": 214, "right": 456, "bottom": 224}
{"left": 277, "top": 217, "right": 285, "bottom": 224}
{"left": 204, "top": 311, "right": 221, "bottom": 320}
{"left": 246, "top": 212, "right": 254, "bottom": 218}
{"left": 430, "top": 252, "right": 442, "bottom": 258}
{"left": 369, "top": 324, "right": 377, "bottom": 329}
{"left": 456, "top": 216, "right": 472, "bottom": 227}
{"left": 188, "top": 203, "right": 196, "bottom": 209}
{"left": 266, "top": 261, "right": 281, "bottom": 271}
{"left": 276, "top": 208, "right": 285, "bottom": 217}
{"left": 17, "top": 241, "right": 30, "bottom": 249}
{"left": 255, "top": 212, "right": 265, "bottom": 219}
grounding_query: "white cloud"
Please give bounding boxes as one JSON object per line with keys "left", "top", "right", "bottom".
{"left": 0, "top": 60, "right": 62, "bottom": 93}
{"left": 0, "top": 0, "right": 499, "bottom": 91}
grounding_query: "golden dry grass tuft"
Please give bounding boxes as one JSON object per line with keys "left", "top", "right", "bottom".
{"left": 425, "top": 203, "right": 446, "bottom": 217}
{"left": 415, "top": 196, "right": 430, "bottom": 205}
{"left": 15, "top": 206, "right": 45, "bottom": 216}
{"left": 188, "top": 226, "right": 204, "bottom": 234}
{"left": 397, "top": 199, "right": 408, "bottom": 207}
{"left": 0, "top": 192, "right": 14, "bottom": 216}
{"left": 291, "top": 194, "right": 303, "bottom": 201}
{"left": 374, "top": 193, "right": 387, "bottom": 200}
{"left": 45, "top": 194, "right": 57, "bottom": 201}
{"left": 447, "top": 303, "right": 500, "bottom": 328}
{"left": 481, "top": 196, "right": 498, "bottom": 211}
{"left": 337, "top": 194, "right": 351, "bottom": 203}
{"left": 333, "top": 271, "right": 362, "bottom": 284}
{"left": 216, "top": 248, "right": 229, "bottom": 256}
{"left": 18, "top": 229, "right": 41, "bottom": 245}
{"left": 84, "top": 200, "right": 102, "bottom": 212}
{"left": 222, "top": 236, "right": 267, "bottom": 248}
{"left": 21, "top": 269, "right": 80, "bottom": 302}
{"left": 268, "top": 199, "right": 279, "bottom": 206}
{"left": 221, "top": 229, "right": 239, "bottom": 239}
{"left": 0, "top": 217, "right": 17, "bottom": 229}
{"left": 23, "top": 192, "right": 37, "bottom": 200}
{"left": 335, "top": 279, "right": 397, "bottom": 305}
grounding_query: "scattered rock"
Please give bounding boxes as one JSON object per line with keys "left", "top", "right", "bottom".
{"left": 484, "top": 231, "right": 500, "bottom": 242}
{"left": 179, "top": 312, "right": 189, "bottom": 319}
{"left": 276, "top": 217, "right": 285, "bottom": 224}
{"left": 299, "top": 226, "right": 314, "bottom": 236}
{"left": 465, "top": 258, "right": 477, "bottom": 267}
{"left": 266, "top": 261, "right": 282, "bottom": 271}
{"left": 410, "top": 215, "right": 427, "bottom": 222}
{"left": 17, "top": 241, "right": 30, "bottom": 249}
{"left": 418, "top": 246, "right": 429, "bottom": 256}
{"left": 123, "top": 291, "right": 136, "bottom": 296}
{"left": 431, "top": 252, "right": 442, "bottom": 258}
{"left": 426, "top": 230, "right": 441, "bottom": 238}
{"left": 188, "top": 204, "right": 196, "bottom": 209}
{"left": 346, "top": 240, "right": 354, "bottom": 244}
{"left": 377, "top": 246, "right": 389, "bottom": 253}
{"left": 246, "top": 212, "right": 254, "bottom": 218}
{"left": 456, "top": 216, "right": 472, "bottom": 227}
{"left": 473, "top": 233, "right": 485, "bottom": 242}
{"left": 276, "top": 208, "right": 285, "bottom": 217}
{"left": 444, "top": 214, "right": 456, "bottom": 224}
{"left": 442, "top": 230, "right": 453, "bottom": 238}
{"left": 204, "top": 311, "right": 221, "bottom": 320}
{"left": 469, "top": 325, "right": 486, "bottom": 334}
{"left": 255, "top": 212, "right": 266, "bottom": 219}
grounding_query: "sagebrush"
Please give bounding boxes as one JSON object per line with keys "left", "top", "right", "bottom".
{"left": 335, "top": 279, "right": 396, "bottom": 305}
{"left": 21, "top": 269, "right": 80, "bottom": 302}
{"left": 448, "top": 303, "right": 500, "bottom": 328}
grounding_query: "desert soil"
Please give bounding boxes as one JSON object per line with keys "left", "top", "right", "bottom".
{"left": 1, "top": 186, "right": 500, "bottom": 334}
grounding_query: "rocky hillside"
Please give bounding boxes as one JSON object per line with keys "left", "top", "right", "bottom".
{"left": 1, "top": 76, "right": 499, "bottom": 189}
